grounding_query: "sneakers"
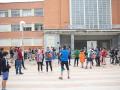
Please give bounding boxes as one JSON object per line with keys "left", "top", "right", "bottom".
{"left": 59, "top": 77, "right": 63, "bottom": 80}
{"left": 19, "top": 72, "right": 24, "bottom": 74}
{"left": 68, "top": 76, "right": 70, "bottom": 79}
{"left": 59, "top": 77, "right": 70, "bottom": 80}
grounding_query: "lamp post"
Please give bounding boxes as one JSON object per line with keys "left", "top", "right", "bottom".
{"left": 20, "top": 21, "right": 26, "bottom": 60}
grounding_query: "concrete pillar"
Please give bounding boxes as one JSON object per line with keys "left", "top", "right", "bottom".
{"left": 118, "top": 35, "right": 120, "bottom": 49}
{"left": 71, "top": 34, "right": 74, "bottom": 51}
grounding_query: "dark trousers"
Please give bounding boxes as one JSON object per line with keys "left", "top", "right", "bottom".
{"left": 112, "top": 55, "right": 118, "bottom": 64}
{"left": 46, "top": 61, "right": 52, "bottom": 72}
{"left": 0, "top": 60, "right": 1, "bottom": 75}
{"left": 16, "top": 60, "right": 22, "bottom": 74}
{"left": 61, "top": 61, "right": 69, "bottom": 71}
{"left": 74, "top": 57, "right": 79, "bottom": 66}
{"left": 22, "top": 59, "right": 25, "bottom": 69}
{"left": 42, "top": 54, "right": 44, "bottom": 65}
{"left": 15, "top": 59, "right": 25, "bottom": 69}
{"left": 95, "top": 56, "right": 100, "bottom": 66}
{"left": 68, "top": 55, "right": 71, "bottom": 65}
{"left": 115, "top": 55, "right": 119, "bottom": 64}
{"left": 37, "top": 62, "right": 43, "bottom": 72}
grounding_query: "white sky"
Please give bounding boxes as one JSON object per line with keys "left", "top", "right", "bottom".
{"left": 0, "top": 0, "right": 44, "bottom": 3}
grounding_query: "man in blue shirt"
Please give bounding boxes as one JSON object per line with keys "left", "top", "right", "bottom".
{"left": 59, "top": 46, "right": 70, "bottom": 80}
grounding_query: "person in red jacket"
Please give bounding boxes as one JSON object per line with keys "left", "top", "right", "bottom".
{"left": 100, "top": 48, "right": 108, "bottom": 65}
{"left": 15, "top": 47, "right": 24, "bottom": 75}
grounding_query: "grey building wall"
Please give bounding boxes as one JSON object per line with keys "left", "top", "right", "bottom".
{"left": 111, "top": 36, "right": 118, "bottom": 49}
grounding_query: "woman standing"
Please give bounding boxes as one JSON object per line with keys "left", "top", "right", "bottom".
{"left": 35, "top": 49, "right": 43, "bottom": 72}
{"left": 1, "top": 51, "right": 11, "bottom": 90}
{"left": 45, "top": 47, "right": 53, "bottom": 72}
{"left": 79, "top": 50, "right": 86, "bottom": 68}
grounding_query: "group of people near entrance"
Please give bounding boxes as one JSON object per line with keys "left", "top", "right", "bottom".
{"left": 74, "top": 48, "right": 108, "bottom": 69}
{"left": 0, "top": 46, "right": 120, "bottom": 90}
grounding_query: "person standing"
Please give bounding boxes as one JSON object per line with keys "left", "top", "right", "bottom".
{"left": 79, "top": 50, "right": 86, "bottom": 68}
{"left": 16, "top": 47, "right": 23, "bottom": 75}
{"left": 85, "top": 49, "right": 93, "bottom": 69}
{"left": 114, "top": 48, "right": 119, "bottom": 64}
{"left": 109, "top": 49, "right": 115, "bottom": 64}
{"left": 95, "top": 48, "right": 100, "bottom": 66}
{"left": 59, "top": 46, "right": 70, "bottom": 80}
{"left": 101, "top": 48, "right": 107, "bottom": 65}
{"left": 68, "top": 46, "right": 71, "bottom": 65}
{"left": 35, "top": 49, "right": 43, "bottom": 72}
{"left": 118, "top": 50, "right": 120, "bottom": 65}
{"left": 9, "top": 47, "right": 14, "bottom": 64}
{"left": 41, "top": 49, "right": 45, "bottom": 65}
{"left": 74, "top": 49, "right": 80, "bottom": 67}
{"left": 0, "top": 48, "right": 4, "bottom": 75}
{"left": 45, "top": 47, "right": 53, "bottom": 72}
{"left": 1, "top": 51, "right": 11, "bottom": 90}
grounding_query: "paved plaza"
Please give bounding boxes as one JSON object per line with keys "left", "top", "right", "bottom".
{"left": 0, "top": 58, "right": 120, "bottom": 90}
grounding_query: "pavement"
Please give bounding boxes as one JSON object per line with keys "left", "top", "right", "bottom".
{"left": 0, "top": 58, "right": 120, "bottom": 90}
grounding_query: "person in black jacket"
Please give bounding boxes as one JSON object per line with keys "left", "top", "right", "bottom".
{"left": 1, "top": 51, "right": 11, "bottom": 90}
{"left": 0, "top": 48, "right": 4, "bottom": 75}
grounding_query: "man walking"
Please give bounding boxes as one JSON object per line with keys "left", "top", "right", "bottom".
{"left": 59, "top": 46, "right": 70, "bottom": 80}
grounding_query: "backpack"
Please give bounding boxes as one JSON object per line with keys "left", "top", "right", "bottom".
{"left": 46, "top": 52, "right": 52, "bottom": 58}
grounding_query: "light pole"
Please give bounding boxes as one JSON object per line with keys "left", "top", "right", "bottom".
{"left": 20, "top": 21, "right": 26, "bottom": 60}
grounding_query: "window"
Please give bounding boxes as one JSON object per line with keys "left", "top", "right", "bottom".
{"left": 0, "top": 39, "right": 11, "bottom": 46}
{"left": 34, "top": 23, "right": 43, "bottom": 31}
{"left": 0, "top": 10, "right": 8, "bottom": 17}
{"left": 33, "top": 39, "right": 43, "bottom": 46}
{"left": 34, "top": 8, "right": 43, "bottom": 16}
{"left": 23, "top": 24, "right": 32, "bottom": 31}
{"left": 11, "top": 9, "right": 20, "bottom": 17}
{"left": 71, "top": 0, "right": 111, "bottom": 29}
{"left": 11, "top": 24, "right": 20, "bottom": 31}
{"left": 22, "top": 9, "right": 32, "bottom": 17}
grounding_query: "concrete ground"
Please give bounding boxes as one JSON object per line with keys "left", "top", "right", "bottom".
{"left": 0, "top": 58, "right": 120, "bottom": 90}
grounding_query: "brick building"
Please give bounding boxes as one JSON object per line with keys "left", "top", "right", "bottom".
{"left": 0, "top": 0, "right": 120, "bottom": 50}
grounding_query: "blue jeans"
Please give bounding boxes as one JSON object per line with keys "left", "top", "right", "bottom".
{"left": 16, "top": 60, "right": 22, "bottom": 74}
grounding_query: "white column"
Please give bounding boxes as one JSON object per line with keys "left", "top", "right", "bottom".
{"left": 71, "top": 34, "right": 74, "bottom": 51}
{"left": 8, "top": 9, "right": 11, "bottom": 17}
{"left": 31, "top": 24, "right": 35, "bottom": 31}
{"left": 20, "top": 9, "right": 22, "bottom": 17}
{"left": 31, "top": 9, "right": 34, "bottom": 16}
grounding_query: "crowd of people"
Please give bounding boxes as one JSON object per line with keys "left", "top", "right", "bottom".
{"left": 0, "top": 46, "right": 120, "bottom": 90}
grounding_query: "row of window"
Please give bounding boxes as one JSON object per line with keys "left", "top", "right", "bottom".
{"left": 0, "top": 8, "right": 43, "bottom": 17}
{"left": 11, "top": 23, "right": 43, "bottom": 31}
{"left": 0, "top": 39, "right": 43, "bottom": 46}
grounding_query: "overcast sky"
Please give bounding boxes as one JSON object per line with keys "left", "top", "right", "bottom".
{"left": 0, "top": 0, "right": 44, "bottom": 3}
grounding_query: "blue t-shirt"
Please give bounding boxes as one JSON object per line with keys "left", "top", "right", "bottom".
{"left": 60, "top": 49, "right": 69, "bottom": 61}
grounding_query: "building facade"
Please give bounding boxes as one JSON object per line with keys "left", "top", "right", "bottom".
{"left": 0, "top": 0, "right": 120, "bottom": 50}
